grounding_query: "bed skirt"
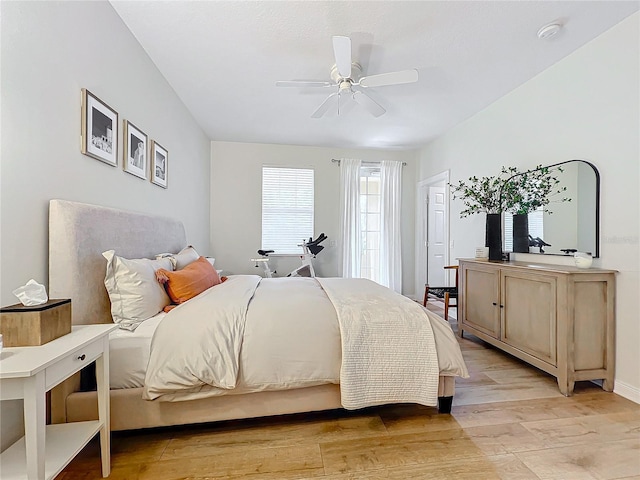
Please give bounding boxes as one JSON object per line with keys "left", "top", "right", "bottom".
{"left": 57, "top": 377, "right": 455, "bottom": 431}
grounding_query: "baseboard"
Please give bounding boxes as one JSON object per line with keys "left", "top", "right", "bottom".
{"left": 614, "top": 380, "right": 640, "bottom": 404}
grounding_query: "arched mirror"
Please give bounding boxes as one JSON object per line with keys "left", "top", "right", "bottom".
{"left": 503, "top": 159, "right": 600, "bottom": 258}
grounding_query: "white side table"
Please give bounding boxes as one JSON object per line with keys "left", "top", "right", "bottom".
{"left": 0, "top": 324, "right": 116, "bottom": 479}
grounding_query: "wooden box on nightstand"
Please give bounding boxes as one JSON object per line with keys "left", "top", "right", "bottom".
{"left": 0, "top": 299, "right": 71, "bottom": 347}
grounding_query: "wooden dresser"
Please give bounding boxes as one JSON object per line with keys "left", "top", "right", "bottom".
{"left": 458, "top": 259, "right": 616, "bottom": 396}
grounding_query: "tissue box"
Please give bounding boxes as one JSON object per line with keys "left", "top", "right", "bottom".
{"left": 0, "top": 299, "right": 71, "bottom": 346}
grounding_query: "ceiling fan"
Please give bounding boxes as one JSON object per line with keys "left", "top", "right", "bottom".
{"left": 276, "top": 36, "right": 419, "bottom": 118}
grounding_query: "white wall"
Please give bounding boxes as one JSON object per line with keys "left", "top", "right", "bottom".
{"left": 0, "top": 1, "right": 211, "bottom": 450}
{"left": 210, "top": 141, "right": 418, "bottom": 296}
{"left": 418, "top": 13, "right": 640, "bottom": 401}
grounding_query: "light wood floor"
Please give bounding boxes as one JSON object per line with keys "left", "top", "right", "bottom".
{"left": 60, "top": 301, "right": 640, "bottom": 480}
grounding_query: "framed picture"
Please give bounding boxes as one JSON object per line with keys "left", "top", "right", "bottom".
{"left": 151, "top": 141, "right": 168, "bottom": 188}
{"left": 81, "top": 89, "right": 118, "bottom": 166}
{"left": 123, "top": 120, "right": 148, "bottom": 180}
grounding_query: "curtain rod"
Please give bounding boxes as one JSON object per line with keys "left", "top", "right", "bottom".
{"left": 331, "top": 158, "right": 407, "bottom": 166}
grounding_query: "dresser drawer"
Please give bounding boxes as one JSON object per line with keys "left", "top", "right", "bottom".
{"left": 45, "top": 338, "right": 103, "bottom": 389}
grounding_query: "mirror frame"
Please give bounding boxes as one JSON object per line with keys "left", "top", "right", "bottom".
{"left": 502, "top": 159, "right": 600, "bottom": 258}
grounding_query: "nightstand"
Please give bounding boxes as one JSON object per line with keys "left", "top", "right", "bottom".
{"left": 0, "top": 324, "right": 116, "bottom": 479}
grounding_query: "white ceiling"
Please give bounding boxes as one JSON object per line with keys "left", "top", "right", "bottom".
{"left": 111, "top": 1, "right": 638, "bottom": 150}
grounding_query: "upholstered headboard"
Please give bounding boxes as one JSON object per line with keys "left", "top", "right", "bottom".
{"left": 49, "top": 199, "right": 187, "bottom": 325}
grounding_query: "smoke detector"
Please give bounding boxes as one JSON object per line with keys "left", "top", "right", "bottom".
{"left": 537, "top": 22, "right": 563, "bottom": 40}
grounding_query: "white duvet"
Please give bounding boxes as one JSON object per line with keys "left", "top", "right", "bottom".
{"left": 143, "top": 276, "right": 468, "bottom": 407}
{"left": 143, "top": 275, "right": 260, "bottom": 399}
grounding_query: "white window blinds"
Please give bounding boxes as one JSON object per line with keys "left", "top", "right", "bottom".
{"left": 262, "top": 167, "right": 314, "bottom": 254}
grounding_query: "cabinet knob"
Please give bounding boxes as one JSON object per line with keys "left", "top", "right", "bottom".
{"left": 500, "top": 305, "right": 504, "bottom": 308}
{"left": 77, "top": 354, "right": 86, "bottom": 361}
{"left": 492, "top": 302, "right": 497, "bottom": 306}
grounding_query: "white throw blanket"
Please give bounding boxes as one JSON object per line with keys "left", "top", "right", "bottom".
{"left": 317, "top": 277, "right": 440, "bottom": 409}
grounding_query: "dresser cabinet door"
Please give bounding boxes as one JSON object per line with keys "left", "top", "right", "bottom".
{"left": 501, "top": 270, "right": 557, "bottom": 366}
{"left": 462, "top": 264, "right": 500, "bottom": 338}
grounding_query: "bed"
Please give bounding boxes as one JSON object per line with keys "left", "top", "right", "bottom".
{"left": 48, "top": 199, "right": 468, "bottom": 431}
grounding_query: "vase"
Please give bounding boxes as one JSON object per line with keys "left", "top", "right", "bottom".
{"left": 574, "top": 252, "right": 593, "bottom": 268}
{"left": 485, "top": 213, "right": 502, "bottom": 261}
{"left": 512, "top": 213, "right": 529, "bottom": 253}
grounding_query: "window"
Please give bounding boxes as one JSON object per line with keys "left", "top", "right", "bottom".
{"left": 360, "top": 167, "right": 381, "bottom": 282}
{"left": 504, "top": 207, "right": 544, "bottom": 251}
{"left": 261, "top": 167, "right": 314, "bottom": 254}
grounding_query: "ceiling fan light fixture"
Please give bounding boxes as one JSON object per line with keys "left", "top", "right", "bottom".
{"left": 537, "top": 22, "right": 562, "bottom": 40}
{"left": 338, "top": 81, "right": 352, "bottom": 93}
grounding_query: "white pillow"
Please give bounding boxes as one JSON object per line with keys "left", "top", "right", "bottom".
{"left": 156, "top": 245, "right": 200, "bottom": 270}
{"left": 174, "top": 246, "right": 200, "bottom": 269}
{"left": 206, "top": 257, "right": 215, "bottom": 266}
{"left": 155, "top": 253, "right": 177, "bottom": 270}
{"left": 102, "top": 250, "right": 173, "bottom": 331}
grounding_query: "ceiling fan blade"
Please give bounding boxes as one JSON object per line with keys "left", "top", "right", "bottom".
{"left": 311, "top": 93, "right": 338, "bottom": 118}
{"left": 332, "top": 36, "right": 352, "bottom": 78}
{"left": 359, "top": 69, "right": 419, "bottom": 88}
{"left": 337, "top": 91, "right": 357, "bottom": 116}
{"left": 352, "top": 91, "right": 386, "bottom": 117}
{"left": 276, "top": 80, "right": 332, "bottom": 88}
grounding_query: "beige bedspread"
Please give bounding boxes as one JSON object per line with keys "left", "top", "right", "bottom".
{"left": 143, "top": 276, "right": 467, "bottom": 404}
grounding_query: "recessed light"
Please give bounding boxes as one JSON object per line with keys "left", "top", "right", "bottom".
{"left": 537, "top": 23, "right": 562, "bottom": 40}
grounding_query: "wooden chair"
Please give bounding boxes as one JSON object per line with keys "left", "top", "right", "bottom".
{"left": 423, "top": 265, "right": 459, "bottom": 321}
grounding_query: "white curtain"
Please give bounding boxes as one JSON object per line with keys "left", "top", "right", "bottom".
{"left": 339, "top": 158, "right": 361, "bottom": 278}
{"left": 380, "top": 160, "right": 403, "bottom": 292}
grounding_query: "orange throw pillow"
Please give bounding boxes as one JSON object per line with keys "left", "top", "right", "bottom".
{"left": 156, "top": 256, "right": 221, "bottom": 304}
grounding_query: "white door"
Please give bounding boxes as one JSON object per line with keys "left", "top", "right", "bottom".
{"left": 427, "top": 186, "right": 446, "bottom": 287}
{"left": 416, "top": 173, "right": 449, "bottom": 300}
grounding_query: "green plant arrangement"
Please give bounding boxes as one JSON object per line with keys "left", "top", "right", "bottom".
{"left": 450, "top": 165, "right": 571, "bottom": 216}
{"left": 449, "top": 168, "right": 517, "bottom": 260}
{"left": 502, "top": 165, "right": 571, "bottom": 253}
{"left": 501, "top": 165, "right": 571, "bottom": 215}
{"left": 449, "top": 167, "right": 516, "bottom": 217}
{"left": 449, "top": 165, "right": 571, "bottom": 259}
